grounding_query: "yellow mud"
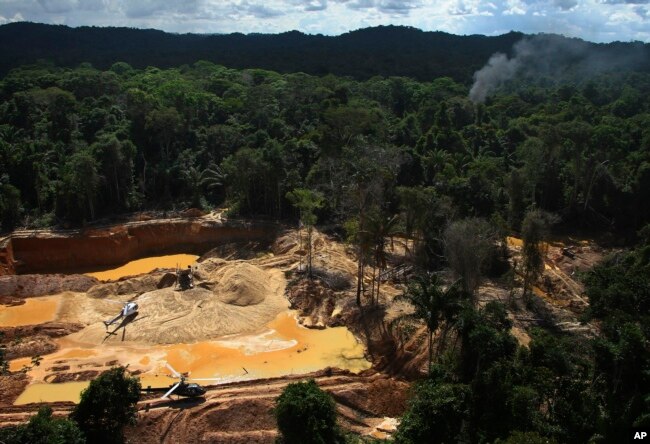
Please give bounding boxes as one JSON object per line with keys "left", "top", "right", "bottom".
{"left": 163, "top": 311, "right": 370, "bottom": 381}
{"left": 0, "top": 296, "right": 60, "bottom": 327}
{"left": 85, "top": 254, "right": 198, "bottom": 281}
{"left": 12, "top": 311, "right": 370, "bottom": 404}
{"left": 14, "top": 381, "right": 90, "bottom": 405}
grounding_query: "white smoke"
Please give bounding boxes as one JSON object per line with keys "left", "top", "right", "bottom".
{"left": 469, "top": 52, "right": 520, "bottom": 104}
{"left": 469, "top": 36, "right": 560, "bottom": 103}
{"left": 468, "top": 34, "right": 645, "bottom": 103}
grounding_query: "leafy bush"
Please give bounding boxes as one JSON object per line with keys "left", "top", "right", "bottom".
{"left": 0, "top": 406, "right": 85, "bottom": 444}
{"left": 274, "top": 379, "right": 343, "bottom": 444}
{"left": 70, "top": 366, "right": 140, "bottom": 444}
{"left": 394, "top": 381, "right": 469, "bottom": 444}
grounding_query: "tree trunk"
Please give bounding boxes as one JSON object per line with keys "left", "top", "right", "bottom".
{"left": 87, "top": 192, "right": 95, "bottom": 220}
{"left": 114, "top": 164, "right": 121, "bottom": 204}
{"left": 298, "top": 223, "right": 303, "bottom": 272}
{"left": 308, "top": 225, "right": 313, "bottom": 279}
{"left": 371, "top": 265, "right": 377, "bottom": 305}
{"left": 141, "top": 153, "right": 147, "bottom": 195}
{"left": 356, "top": 250, "right": 363, "bottom": 306}
{"left": 428, "top": 330, "right": 433, "bottom": 374}
{"left": 376, "top": 269, "right": 381, "bottom": 305}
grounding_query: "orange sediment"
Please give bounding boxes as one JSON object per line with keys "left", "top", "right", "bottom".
{"left": 84, "top": 254, "right": 198, "bottom": 281}
{"left": 12, "top": 311, "right": 370, "bottom": 404}
{"left": 163, "top": 311, "right": 370, "bottom": 381}
{"left": 0, "top": 296, "right": 60, "bottom": 327}
{"left": 14, "top": 381, "right": 90, "bottom": 405}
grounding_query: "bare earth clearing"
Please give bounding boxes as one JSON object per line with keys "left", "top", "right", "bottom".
{"left": 0, "top": 215, "right": 609, "bottom": 442}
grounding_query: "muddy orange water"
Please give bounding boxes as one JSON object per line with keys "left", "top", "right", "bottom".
{"left": 85, "top": 254, "right": 199, "bottom": 281}
{"left": 0, "top": 296, "right": 60, "bottom": 327}
{"left": 12, "top": 311, "right": 370, "bottom": 404}
{"left": 14, "top": 381, "right": 90, "bottom": 404}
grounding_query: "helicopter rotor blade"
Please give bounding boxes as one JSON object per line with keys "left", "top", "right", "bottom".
{"left": 161, "top": 382, "right": 181, "bottom": 400}
{"left": 165, "top": 363, "right": 181, "bottom": 378}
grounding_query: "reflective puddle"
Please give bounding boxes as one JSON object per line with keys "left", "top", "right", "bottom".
{"left": 163, "top": 311, "right": 370, "bottom": 381}
{"left": 14, "top": 381, "right": 90, "bottom": 404}
{"left": 0, "top": 296, "right": 60, "bottom": 327}
{"left": 84, "top": 254, "right": 199, "bottom": 281}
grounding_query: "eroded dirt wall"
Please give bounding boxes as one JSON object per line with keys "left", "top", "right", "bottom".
{"left": 0, "top": 238, "right": 15, "bottom": 275}
{"left": 6, "top": 219, "right": 280, "bottom": 274}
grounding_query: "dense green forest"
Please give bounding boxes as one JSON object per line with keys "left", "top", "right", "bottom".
{"left": 1, "top": 57, "right": 650, "bottom": 238}
{"left": 1, "top": 23, "right": 649, "bottom": 81}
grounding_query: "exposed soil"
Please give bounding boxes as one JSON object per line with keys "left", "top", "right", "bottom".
{"left": 86, "top": 272, "right": 175, "bottom": 299}
{"left": 504, "top": 236, "right": 604, "bottom": 336}
{"left": 0, "top": 215, "right": 612, "bottom": 442}
{"left": 288, "top": 279, "right": 337, "bottom": 328}
{"left": 1, "top": 323, "right": 84, "bottom": 360}
{"left": 0, "top": 370, "right": 408, "bottom": 441}
{"left": 3, "top": 216, "right": 280, "bottom": 274}
{"left": 0, "top": 222, "right": 407, "bottom": 441}
{"left": 44, "top": 370, "right": 101, "bottom": 383}
{"left": 62, "top": 260, "right": 289, "bottom": 345}
{"left": 126, "top": 369, "right": 408, "bottom": 444}
{"left": 0, "top": 274, "right": 98, "bottom": 298}
{"left": 0, "top": 373, "right": 29, "bottom": 407}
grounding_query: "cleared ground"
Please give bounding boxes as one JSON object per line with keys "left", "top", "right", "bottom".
{"left": 0, "top": 218, "right": 608, "bottom": 441}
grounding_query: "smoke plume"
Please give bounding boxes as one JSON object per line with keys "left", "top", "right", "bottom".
{"left": 468, "top": 34, "right": 647, "bottom": 103}
{"left": 469, "top": 52, "right": 520, "bottom": 103}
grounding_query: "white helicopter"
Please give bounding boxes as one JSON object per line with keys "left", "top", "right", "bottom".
{"left": 102, "top": 296, "right": 150, "bottom": 329}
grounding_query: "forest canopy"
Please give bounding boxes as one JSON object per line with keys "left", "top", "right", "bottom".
{"left": 0, "top": 23, "right": 648, "bottom": 81}
{"left": 1, "top": 56, "right": 649, "bottom": 239}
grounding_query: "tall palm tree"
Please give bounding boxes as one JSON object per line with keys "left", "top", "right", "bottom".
{"left": 394, "top": 273, "right": 465, "bottom": 373}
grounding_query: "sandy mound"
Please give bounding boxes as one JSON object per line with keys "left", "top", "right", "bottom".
{"left": 213, "top": 263, "right": 268, "bottom": 306}
{"left": 64, "top": 260, "right": 289, "bottom": 345}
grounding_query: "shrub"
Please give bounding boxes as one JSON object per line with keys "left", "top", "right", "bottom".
{"left": 274, "top": 379, "right": 343, "bottom": 444}
{"left": 70, "top": 366, "right": 140, "bottom": 444}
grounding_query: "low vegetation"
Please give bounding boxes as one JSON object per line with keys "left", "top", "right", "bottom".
{"left": 275, "top": 379, "right": 344, "bottom": 444}
{"left": 0, "top": 406, "right": 85, "bottom": 444}
{"left": 70, "top": 366, "right": 141, "bottom": 444}
{"left": 0, "top": 366, "right": 140, "bottom": 444}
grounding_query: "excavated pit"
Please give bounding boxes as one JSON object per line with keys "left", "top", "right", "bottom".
{"left": 1, "top": 220, "right": 374, "bottom": 408}
{"left": 0, "top": 217, "right": 280, "bottom": 276}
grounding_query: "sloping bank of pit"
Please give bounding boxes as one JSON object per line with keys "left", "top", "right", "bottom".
{"left": 0, "top": 217, "right": 280, "bottom": 275}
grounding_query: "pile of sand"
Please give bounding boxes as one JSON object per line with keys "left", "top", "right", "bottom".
{"left": 65, "top": 259, "right": 289, "bottom": 345}
{"left": 213, "top": 263, "right": 268, "bottom": 306}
